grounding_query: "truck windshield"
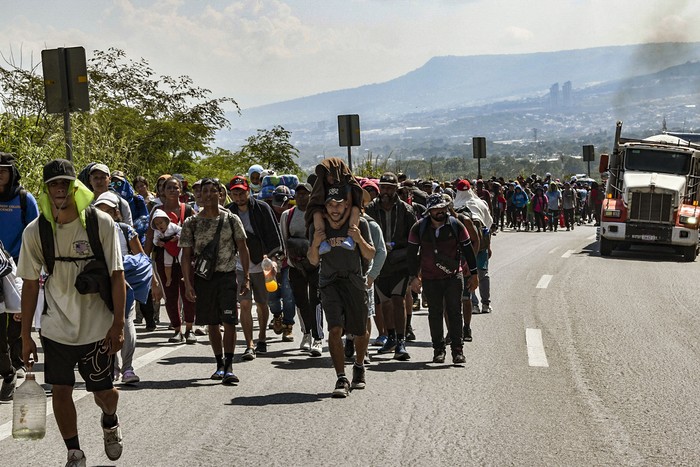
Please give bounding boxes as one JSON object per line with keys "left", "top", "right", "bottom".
{"left": 625, "top": 148, "right": 691, "bottom": 175}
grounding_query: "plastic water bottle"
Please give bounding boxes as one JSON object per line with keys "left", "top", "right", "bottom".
{"left": 12, "top": 373, "right": 46, "bottom": 440}
{"left": 261, "top": 256, "right": 278, "bottom": 293}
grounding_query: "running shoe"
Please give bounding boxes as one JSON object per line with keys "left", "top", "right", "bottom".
{"left": 372, "top": 335, "right": 388, "bottom": 347}
{"left": 482, "top": 305, "right": 493, "bottom": 314}
{"left": 405, "top": 325, "right": 416, "bottom": 341}
{"left": 194, "top": 326, "right": 208, "bottom": 336}
{"left": 300, "top": 333, "right": 312, "bottom": 351}
{"left": 351, "top": 364, "right": 366, "bottom": 390}
{"left": 255, "top": 340, "right": 268, "bottom": 354}
{"left": 168, "top": 331, "right": 184, "bottom": 343}
{"left": 319, "top": 241, "right": 332, "bottom": 255}
{"left": 378, "top": 336, "right": 397, "bottom": 354}
{"left": 463, "top": 326, "right": 473, "bottom": 342}
{"left": 393, "top": 341, "right": 410, "bottom": 361}
{"left": 332, "top": 377, "right": 350, "bottom": 398}
{"left": 242, "top": 347, "right": 256, "bottom": 361}
{"left": 101, "top": 413, "right": 123, "bottom": 461}
{"left": 310, "top": 339, "right": 323, "bottom": 357}
{"left": 340, "top": 236, "right": 356, "bottom": 250}
{"left": 121, "top": 370, "right": 140, "bottom": 384}
{"left": 184, "top": 331, "right": 198, "bottom": 345}
{"left": 66, "top": 449, "right": 86, "bottom": 467}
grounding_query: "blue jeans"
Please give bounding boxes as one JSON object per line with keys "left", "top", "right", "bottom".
{"left": 269, "top": 267, "right": 296, "bottom": 324}
{"left": 471, "top": 250, "right": 490, "bottom": 308}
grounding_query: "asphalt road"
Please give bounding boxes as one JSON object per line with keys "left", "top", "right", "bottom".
{"left": 1, "top": 222, "right": 699, "bottom": 466}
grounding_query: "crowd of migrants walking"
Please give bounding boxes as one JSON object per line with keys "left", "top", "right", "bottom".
{"left": 0, "top": 152, "right": 605, "bottom": 465}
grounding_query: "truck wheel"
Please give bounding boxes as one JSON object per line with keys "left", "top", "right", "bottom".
{"left": 681, "top": 245, "right": 698, "bottom": 262}
{"left": 600, "top": 237, "right": 613, "bottom": 256}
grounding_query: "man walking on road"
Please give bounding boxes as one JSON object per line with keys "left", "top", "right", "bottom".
{"left": 407, "top": 194, "right": 478, "bottom": 364}
{"left": 18, "top": 159, "right": 126, "bottom": 466}
{"left": 365, "top": 172, "right": 416, "bottom": 360}
{"left": 181, "top": 178, "right": 250, "bottom": 385}
{"left": 308, "top": 184, "right": 375, "bottom": 398}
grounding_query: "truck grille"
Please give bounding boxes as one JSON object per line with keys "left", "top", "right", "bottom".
{"left": 629, "top": 192, "right": 673, "bottom": 223}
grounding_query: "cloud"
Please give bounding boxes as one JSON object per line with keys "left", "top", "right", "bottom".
{"left": 506, "top": 26, "right": 534, "bottom": 43}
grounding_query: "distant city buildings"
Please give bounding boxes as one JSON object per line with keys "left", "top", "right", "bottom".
{"left": 548, "top": 81, "right": 573, "bottom": 109}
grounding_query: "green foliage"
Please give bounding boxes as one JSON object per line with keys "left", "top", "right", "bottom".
{"left": 238, "top": 125, "right": 302, "bottom": 176}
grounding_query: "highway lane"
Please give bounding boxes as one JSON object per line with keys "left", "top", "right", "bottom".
{"left": 1, "top": 223, "right": 699, "bottom": 465}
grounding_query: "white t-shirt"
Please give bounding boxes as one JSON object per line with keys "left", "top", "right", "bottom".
{"left": 18, "top": 210, "right": 124, "bottom": 345}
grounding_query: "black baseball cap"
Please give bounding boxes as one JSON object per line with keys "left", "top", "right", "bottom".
{"left": 43, "top": 159, "right": 76, "bottom": 184}
{"left": 379, "top": 172, "right": 399, "bottom": 186}
{"left": 324, "top": 183, "right": 347, "bottom": 203}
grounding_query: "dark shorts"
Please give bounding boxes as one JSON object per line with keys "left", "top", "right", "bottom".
{"left": 194, "top": 271, "right": 239, "bottom": 325}
{"left": 41, "top": 336, "right": 114, "bottom": 392}
{"left": 236, "top": 270, "right": 268, "bottom": 304}
{"left": 374, "top": 273, "right": 409, "bottom": 303}
{"left": 320, "top": 279, "right": 368, "bottom": 336}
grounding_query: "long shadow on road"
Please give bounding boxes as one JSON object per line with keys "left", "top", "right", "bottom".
{"left": 227, "top": 391, "right": 328, "bottom": 406}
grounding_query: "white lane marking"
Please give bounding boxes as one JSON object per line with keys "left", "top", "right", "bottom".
{"left": 562, "top": 250, "right": 574, "bottom": 258}
{"left": 548, "top": 247, "right": 558, "bottom": 255}
{"left": 526, "top": 328, "right": 550, "bottom": 367}
{"left": 536, "top": 275, "right": 553, "bottom": 289}
{"left": 0, "top": 344, "right": 182, "bottom": 442}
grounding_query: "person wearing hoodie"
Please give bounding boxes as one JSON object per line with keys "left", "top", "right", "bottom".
{"left": 531, "top": 186, "right": 549, "bottom": 232}
{"left": 511, "top": 185, "right": 529, "bottom": 231}
{"left": 18, "top": 159, "right": 126, "bottom": 466}
{"left": 248, "top": 164, "right": 265, "bottom": 196}
{"left": 0, "top": 152, "right": 39, "bottom": 399}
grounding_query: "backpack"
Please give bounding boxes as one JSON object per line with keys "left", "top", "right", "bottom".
{"left": 456, "top": 206, "right": 490, "bottom": 252}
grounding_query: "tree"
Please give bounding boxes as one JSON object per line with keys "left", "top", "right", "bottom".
{"left": 238, "top": 125, "right": 302, "bottom": 175}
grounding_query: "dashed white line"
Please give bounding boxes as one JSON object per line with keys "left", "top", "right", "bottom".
{"left": 561, "top": 249, "right": 574, "bottom": 258}
{"left": 0, "top": 344, "right": 182, "bottom": 442}
{"left": 536, "top": 275, "right": 553, "bottom": 289}
{"left": 526, "top": 328, "right": 550, "bottom": 367}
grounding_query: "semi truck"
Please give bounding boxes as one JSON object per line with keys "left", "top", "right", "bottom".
{"left": 598, "top": 121, "right": 700, "bottom": 261}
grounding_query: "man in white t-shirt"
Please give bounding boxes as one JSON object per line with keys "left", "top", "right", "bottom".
{"left": 18, "top": 159, "right": 126, "bottom": 467}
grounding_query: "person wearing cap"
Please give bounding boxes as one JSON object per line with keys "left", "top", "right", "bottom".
{"left": 267, "top": 185, "right": 297, "bottom": 342}
{"left": 89, "top": 163, "right": 133, "bottom": 226}
{"left": 18, "top": 159, "right": 126, "bottom": 465}
{"left": 180, "top": 178, "right": 250, "bottom": 385}
{"left": 280, "top": 181, "right": 325, "bottom": 356}
{"left": 406, "top": 193, "right": 478, "bottom": 365}
{"left": 307, "top": 182, "right": 375, "bottom": 398}
{"left": 0, "top": 152, "right": 39, "bottom": 401}
{"left": 365, "top": 172, "right": 417, "bottom": 360}
{"left": 226, "top": 176, "right": 283, "bottom": 359}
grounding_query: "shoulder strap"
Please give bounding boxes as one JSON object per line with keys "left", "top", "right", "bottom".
{"left": 85, "top": 206, "right": 105, "bottom": 261}
{"left": 285, "top": 206, "right": 295, "bottom": 235}
{"left": 179, "top": 202, "right": 186, "bottom": 224}
{"left": 38, "top": 215, "right": 55, "bottom": 275}
{"left": 227, "top": 213, "right": 238, "bottom": 256}
{"left": 118, "top": 222, "right": 132, "bottom": 254}
{"left": 19, "top": 188, "right": 27, "bottom": 226}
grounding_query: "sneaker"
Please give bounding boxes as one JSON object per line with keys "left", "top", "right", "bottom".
{"left": 145, "top": 325, "right": 157, "bottom": 332}
{"left": 168, "top": 331, "right": 184, "bottom": 343}
{"left": 282, "top": 324, "right": 294, "bottom": 342}
{"left": 351, "top": 364, "right": 366, "bottom": 390}
{"left": 66, "top": 449, "right": 86, "bottom": 467}
{"left": 222, "top": 371, "right": 239, "bottom": 385}
{"left": 405, "top": 325, "right": 416, "bottom": 342}
{"left": 0, "top": 372, "right": 17, "bottom": 401}
{"left": 272, "top": 314, "right": 283, "bottom": 335}
{"left": 340, "top": 236, "right": 356, "bottom": 250}
{"left": 332, "top": 377, "right": 350, "bottom": 398}
{"left": 463, "top": 326, "right": 473, "bottom": 342}
{"left": 412, "top": 298, "right": 420, "bottom": 311}
{"left": 194, "top": 326, "right": 208, "bottom": 336}
{"left": 255, "top": 340, "right": 268, "bottom": 354}
{"left": 319, "top": 240, "right": 332, "bottom": 255}
{"left": 184, "top": 331, "right": 198, "bottom": 345}
{"left": 211, "top": 367, "right": 225, "bottom": 380}
{"left": 378, "top": 336, "right": 397, "bottom": 354}
{"left": 344, "top": 337, "right": 355, "bottom": 360}
{"left": 482, "top": 305, "right": 492, "bottom": 314}
{"left": 372, "top": 335, "right": 388, "bottom": 347}
{"left": 310, "top": 339, "right": 323, "bottom": 357}
{"left": 472, "top": 304, "right": 481, "bottom": 314}
{"left": 241, "top": 347, "right": 256, "bottom": 361}
{"left": 15, "top": 367, "right": 26, "bottom": 379}
{"left": 393, "top": 341, "right": 410, "bottom": 361}
{"left": 101, "top": 414, "right": 123, "bottom": 461}
{"left": 300, "top": 333, "right": 312, "bottom": 351}
{"left": 432, "top": 349, "right": 446, "bottom": 364}
{"left": 121, "top": 370, "right": 140, "bottom": 384}
{"left": 452, "top": 348, "right": 467, "bottom": 364}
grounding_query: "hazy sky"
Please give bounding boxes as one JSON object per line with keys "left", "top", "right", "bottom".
{"left": 2, "top": 0, "right": 699, "bottom": 110}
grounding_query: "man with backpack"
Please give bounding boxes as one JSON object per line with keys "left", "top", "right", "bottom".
{"left": 180, "top": 178, "right": 250, "bottom": 385}
{"left": 0, "top": 152, "right": 39, "bottom": 396}
{"left": 407, "top": 194, "right": 478, "bottom": 365}
{"left": 18, "top": 159, "right": 127, "bottom": 465}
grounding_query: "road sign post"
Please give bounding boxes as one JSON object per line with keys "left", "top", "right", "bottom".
{"left": 42, "top": 47, "right": 90, "bottom": 161}
{"left": 338, "top": 114, "right": 361, "bottom": 172}
{"left": 473, "top": 137, "right": 486, "bottom": 179}
{"left": 583, "top": 145, "right": 595, "bottom": 178}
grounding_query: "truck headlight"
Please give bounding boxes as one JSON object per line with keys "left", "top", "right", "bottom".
{"left": 604, "top": 209, "right": 621, "bottom": 218}
{"left": 680, "top": 215, "right": 698, "bottom": 225}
